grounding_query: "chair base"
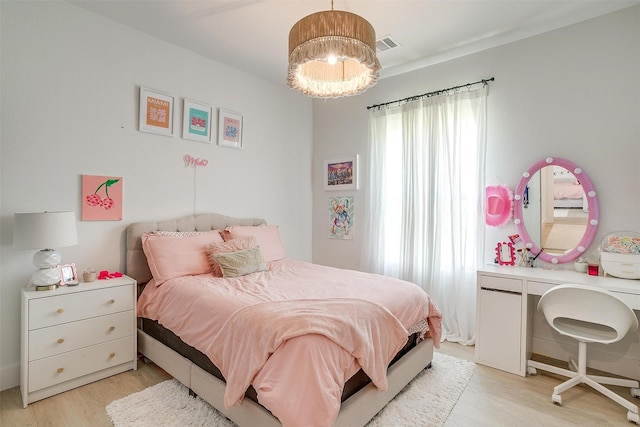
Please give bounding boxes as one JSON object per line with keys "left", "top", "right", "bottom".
{"left": 528, "top": 347, "right": 640, "bottom": 425}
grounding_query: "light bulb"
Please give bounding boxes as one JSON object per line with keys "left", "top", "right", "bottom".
{"left": 327, "top": 55, "right": 338, "bottom": 65}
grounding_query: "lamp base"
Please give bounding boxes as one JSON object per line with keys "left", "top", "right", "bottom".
{"left": 32, "top": 266, "right": 61, "bottom": 286}
{"left": 33, "top": 249, "right": 61, "bottom": 268}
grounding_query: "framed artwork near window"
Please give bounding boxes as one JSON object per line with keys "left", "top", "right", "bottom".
{"left": 324, "top": 155, "right": 358, "bottom": 191}
{"left": 217, "top": 108, "right": 243, "bottom": 149}
{"left": 139, "top": 87, "right": 174, "bottom": 136}
{"left": 183, "top": 99, "right": 213, "bottom": 143}
{"left": 329, "top": 196, "right": 354, "bottom": 240}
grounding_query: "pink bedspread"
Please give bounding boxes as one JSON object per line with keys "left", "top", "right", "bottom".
{"left": 554, "top": 181, "right": 584, "bottom": 199}
{"left": 137, "top": 259, "right": 442, "bottom": 427}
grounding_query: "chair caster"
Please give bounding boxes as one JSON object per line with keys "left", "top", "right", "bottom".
{"left": 552, "top": 393, "right": 562, "bottom": 405}
{"left": 632, "top": 388, "right": 640, "bottom": 399}
{"left": 527, "top": 366, "right": 537, "bottom": 376}
{"left": 627, "top": 410, "right": 639, "bottom": 425}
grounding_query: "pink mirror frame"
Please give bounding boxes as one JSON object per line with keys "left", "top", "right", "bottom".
{"left": 513, "top": 157, "right": 599, "bottom": 265}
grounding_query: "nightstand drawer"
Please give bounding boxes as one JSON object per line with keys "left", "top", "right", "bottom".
{"left": 28, "top": 311, "right": 134, "bottom": 361}
{"left": 28, "top": 336, "right": 134, "bottom": 392}
{"left": 29, "top": 285, "right": 133, "bottom": 329}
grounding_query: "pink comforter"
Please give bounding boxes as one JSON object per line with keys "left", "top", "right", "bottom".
{"left": 137, "top": 259, "right": 442, "bottom": 427}
{"left": 554, "top": 181, "right": 584, "bottom": 199}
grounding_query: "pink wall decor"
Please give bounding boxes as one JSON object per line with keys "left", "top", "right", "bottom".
{"left": 82, "top": 175, "right": 123, "bottom": 221}
{"left": 184, "top": 154, "right": 209, "bottom": 168}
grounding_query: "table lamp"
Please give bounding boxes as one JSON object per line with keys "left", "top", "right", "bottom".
{"left": 14, "top": 211, "right": 78, "bottom": 290}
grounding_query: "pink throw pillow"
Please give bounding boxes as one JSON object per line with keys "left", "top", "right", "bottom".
{"left": 224, "top": 225, "right": 287, "bottom": 262}
{"left": 206, "top": 236, "right": 258, "bottom": 277}
{"left": 142, "top": 230, "right": 224, "bottom": 286}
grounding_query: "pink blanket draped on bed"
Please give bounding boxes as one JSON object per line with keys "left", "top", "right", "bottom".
{"left": 137, "top": 259, "right": 442, "bottom": 427}
{"left": 210, "top": 298, "right": 408, "bottom": 409}
{"left": 554, "top": 181, "right": 584, "bottom": 199}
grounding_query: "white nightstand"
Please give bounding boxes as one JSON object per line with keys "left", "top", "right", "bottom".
{"left": 20, "top": 276, "right": 137, "bottom": 407}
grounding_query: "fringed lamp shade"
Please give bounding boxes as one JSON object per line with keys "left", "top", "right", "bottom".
{"left": 287, "top": 9, "right": 380, "bottom": 98}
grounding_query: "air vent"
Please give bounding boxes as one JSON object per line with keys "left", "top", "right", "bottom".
{"left": 376, "top": 35, "right": 401, "bottom": 53}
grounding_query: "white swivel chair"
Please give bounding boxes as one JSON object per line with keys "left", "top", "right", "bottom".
{"left": 527, "top": 284, "right": 640, "bottom": 424}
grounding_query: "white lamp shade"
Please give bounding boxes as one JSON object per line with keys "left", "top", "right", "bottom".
{"left": 14, "top": 211, "right": 78, "bottom": 249}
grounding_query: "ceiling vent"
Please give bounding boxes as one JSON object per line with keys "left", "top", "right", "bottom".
{"left": 376, "top": 35, "right": 401, "bottom": 53}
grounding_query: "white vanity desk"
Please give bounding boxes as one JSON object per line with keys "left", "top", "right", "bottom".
{"left": 476, "top": 265, "right": 640, "bottom": 379}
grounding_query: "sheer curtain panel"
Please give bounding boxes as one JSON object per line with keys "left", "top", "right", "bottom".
{"left": 362, "top": 86, "right": 488, "bottom": 344}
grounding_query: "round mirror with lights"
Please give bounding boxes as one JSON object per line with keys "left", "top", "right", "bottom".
{"left": 513, "top": 157, "right": 599, "bottom": 264}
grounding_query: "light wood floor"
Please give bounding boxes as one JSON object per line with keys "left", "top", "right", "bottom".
{"left": 2, "top": 343, "right": 637, "bottom": 426}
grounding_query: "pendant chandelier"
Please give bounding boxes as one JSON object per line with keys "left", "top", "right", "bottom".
{"left": 287, "top": 1, "right": 380, "bottom": 98}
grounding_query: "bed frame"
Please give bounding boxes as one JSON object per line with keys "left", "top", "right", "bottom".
{"left": 126, "top": 213, "right": 434, "bottom": 427}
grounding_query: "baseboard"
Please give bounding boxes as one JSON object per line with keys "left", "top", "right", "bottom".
{"left": 532, "top": 336, "right": 640, "bottom": 381}
{"left": 0, "top": 362, "right": 20, "bottom": 392}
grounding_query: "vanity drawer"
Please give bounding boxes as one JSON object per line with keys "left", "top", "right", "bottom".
{"left": 528, "top": 281, "right": 555, "bottom": 296}
{"left": 28, "top": 336, "right": 134, "bottom": 393}
{"left": 479, "top": 275, "right": 522, "bottom": 293}
{"left": 28, "top": 311, "right": 134, "bottom": 361}
{"left": 28, "top": 285, "right": 133, "bottom": 330}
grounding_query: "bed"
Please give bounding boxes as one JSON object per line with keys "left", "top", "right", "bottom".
{"left": 126, "top": 213, "right": 442, "bottom": 427}
{"left": 553, "top": 167, "right": 587, "bottom": 211}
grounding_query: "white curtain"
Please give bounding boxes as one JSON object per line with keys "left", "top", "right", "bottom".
{"left": 362, "top": 86, "right": 487, "bottom": 345}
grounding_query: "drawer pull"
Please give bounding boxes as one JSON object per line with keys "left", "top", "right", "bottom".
{"left": 108, "top": 299, "right": 115, "bottom": 304}
{"left": 108, "top": 326, "right": 115, "bottom": 332}
{"left": 57, "top": 338, "right": 64, "bottom": 344}
{"left": 57, "top": 308, "right": 64, "bottom": 314}
{"left": 109, "top": 352, "right": 116, "bottom": 359}
{"left": 57, "top": 368, "right": 64, "bottom": 374}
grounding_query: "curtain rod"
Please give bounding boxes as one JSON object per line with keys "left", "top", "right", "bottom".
{"left": 366, "top": 77, "right": 495, "bottom": 110}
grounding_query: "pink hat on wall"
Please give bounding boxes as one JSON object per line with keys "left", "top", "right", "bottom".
{"left": 485, "top": 185, "right": 513, "bottom": 227}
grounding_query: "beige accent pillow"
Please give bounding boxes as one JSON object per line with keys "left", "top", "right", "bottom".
{"left": 214, "top": 246, "right": 267, "bottom": 278}
{"left": 206, "top": 236, "right": 259, "bottom": 277}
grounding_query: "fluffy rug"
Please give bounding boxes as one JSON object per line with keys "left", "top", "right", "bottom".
{"left": 106, "top": 352, "right": 475, "bottom": 427}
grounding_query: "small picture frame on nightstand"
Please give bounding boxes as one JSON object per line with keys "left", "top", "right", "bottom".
{"left": 59, "top": 263, "right": 78, "bottom": 286}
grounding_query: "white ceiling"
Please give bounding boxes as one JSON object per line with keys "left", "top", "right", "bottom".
{"left": 69, "top": 0, "right": 639, "bottom": 86}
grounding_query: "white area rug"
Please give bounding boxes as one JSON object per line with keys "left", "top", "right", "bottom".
{"left": 107, "top": 352, "right": 475, "bottom": 427}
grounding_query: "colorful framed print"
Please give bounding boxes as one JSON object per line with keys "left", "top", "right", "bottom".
{"left": 183, "top": 99, "right": 213, "bottom": 143}
{"left": 217, "top": 108, "right": 243, "bottom": 149}
{"left": 324, "top": 155, "right": 358, "bottom": 191}
{"left": 82, "top": 175, "right": 123, "bottom": 221}
{"left": 329, "top": 196, "right": 354, "bottom": 240}
{"left": 139, "top": 87, "right": 174, "bottom": 136}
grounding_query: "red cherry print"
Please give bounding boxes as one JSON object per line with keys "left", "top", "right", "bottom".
{"left": 87, "top": 178, "right": 119, "bottom": 210}
{"left": 100, "top": 198, "right": 114, "bottom": 210}
{"left": 86, "top": 194, "right": 102, "bottom": 206}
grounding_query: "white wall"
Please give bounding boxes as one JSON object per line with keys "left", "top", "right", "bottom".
{"left": 312, "top": 5, "right": 640, "bottom": 378}
{"left": 312, "top": 5, "right": 640, "bottom": 271}
{"left": 0, "top": 1, "right": 313, "bottom": 390}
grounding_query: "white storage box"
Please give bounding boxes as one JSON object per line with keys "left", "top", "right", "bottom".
{"left": 600, "top": 232, "right": 640, "bottom": 280}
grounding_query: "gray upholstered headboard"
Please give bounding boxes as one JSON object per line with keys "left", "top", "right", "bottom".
{"left": 125, "top": 213, "right": 266, "bottom": 284}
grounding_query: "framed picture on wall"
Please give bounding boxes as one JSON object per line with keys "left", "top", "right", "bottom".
{"left": 182, "top": 99, "right": 213, "bottom": 143}
{"left": 324, "top": 155, "right": 358, "bottom": 191}
{"left": 139, "top": 87, "right": 174, "bottom": 136}
{"left": 82, "top": 175, "right": 123, "bottom": 221}
{"left": 217, "top": 108, "right": 243, "bottom": 149}
{"left": 329, "top": 196, "right": 354, "bottom": 240}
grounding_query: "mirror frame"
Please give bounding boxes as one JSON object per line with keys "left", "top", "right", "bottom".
{"left": 513, "top": 157, "right": 599, "bottom": 265}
